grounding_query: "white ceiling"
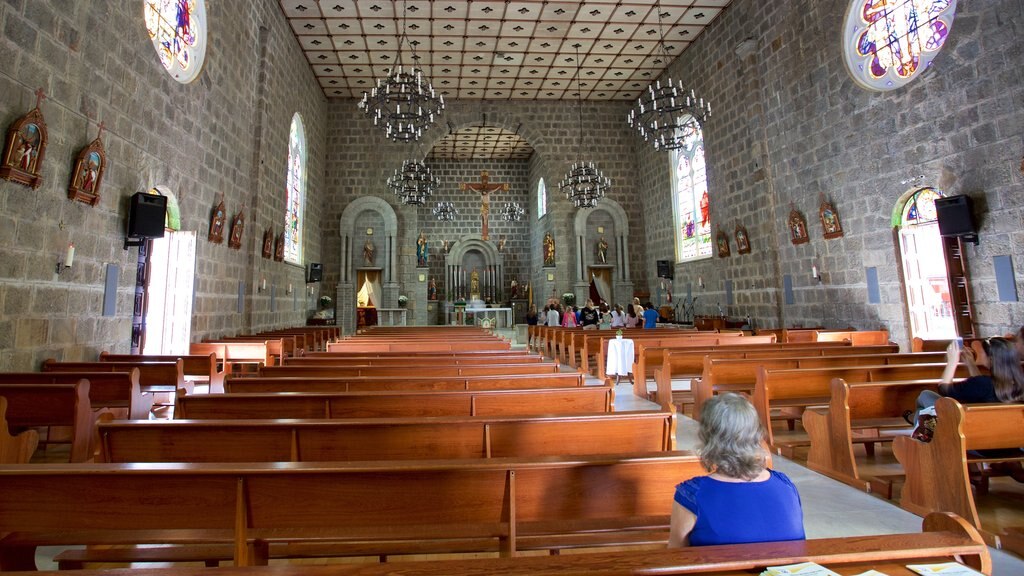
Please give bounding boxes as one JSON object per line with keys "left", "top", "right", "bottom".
{"left": 278, "top": 0, "right": 732, "bottom": 101}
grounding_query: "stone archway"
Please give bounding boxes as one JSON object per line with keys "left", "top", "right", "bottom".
{"left": 445, "top": 234, "right": 505, "bottom": 303}
{"left": 338, "top": 196, "right": 399, "bottom": 334}
{"left": 571, "top": 198, "right": 633, "bottom": 307}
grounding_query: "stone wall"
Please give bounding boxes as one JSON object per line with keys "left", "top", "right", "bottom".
{"left": 636, "top": 0, "right": 1024, "bottom": 344}
{"left": 0, "top": 0, "right": 325, "bottom": 369}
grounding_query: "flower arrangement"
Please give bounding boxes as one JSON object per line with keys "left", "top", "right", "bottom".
{"left": 562, "top": 292, "right": 576, "bottom": 307}
{"left": 397, "top": 294, "right": 409, "bottom": 307}
{"left": 318, "top": 295, "right": 333, "bottom": 309}
{"left": 616, "top": 329, "right": 623, "bottom": 338}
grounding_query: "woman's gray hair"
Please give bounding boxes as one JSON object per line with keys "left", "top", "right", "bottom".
{"left": 697, "top": 393, "right": 768, "bottom": 480}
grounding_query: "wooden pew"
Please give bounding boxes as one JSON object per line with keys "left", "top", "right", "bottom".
{"left": 205, "top": 336, "right": 294, "bottom": 364}
{"left": 99, "top": 352, "right": 225, "bottom": 393}
{"left": 176, "top": 386, "right": 614, "bottom": 419}
{"left": 0, "top": 397, "right": 39, "bottom": 464}
{"left": 754, "top": 363, "right": 969, "bottom": 454}
{"left": 257, "top": 363, "right": 561, "bottom": 378}
{"left": 0, "top": 452, "right": 702, "bottom": 569}
{"left": 36, "top": 512, "right": 992, "bottom": 574}
{"left": 0, "top": 370, "right": 150, "bottom": 420}
{"left": 189, "top": 342, "right": 272, "bottom": 373}
{"left": 894, "top": 397, "right": 1024, "bottom": 551}
{"left": 225, "top": 373, "right": 584, "bottom": 393}
{"left": 98, "top": 411, "right": 676, "bottom": 463}
{"left": 0, "top": 381, "right": 92, "bottom": 462}
{"left": 629, "top": 335, "right": 778, "bottom": 396}
{"left": 42, "top": 358, "right": 185, "bottom": 395}
{"left": 576, "top": 329, "right": 726, "bottom": 373}
{"left": 814, "top": 329, "right": 891, "bottom": 346}
{"left": 326, "top": 340, "right": 512, "bottom": 353}
{"left": 281, "top": 354, "right": 545, "bottom": 366}
{"left": 803, "top": 377, "right": 943, "bottom": 495}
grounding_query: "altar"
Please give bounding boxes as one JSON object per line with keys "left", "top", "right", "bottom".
{"left": 447, "top": 304, "right": 513, "bottom": 328}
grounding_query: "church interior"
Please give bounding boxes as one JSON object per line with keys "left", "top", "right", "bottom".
{"left": 0, "top": 0, "right": 1023, "bottom": 573}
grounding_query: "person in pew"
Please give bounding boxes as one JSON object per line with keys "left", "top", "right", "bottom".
{"left": 642, "top": 302, "right": 659, "bottom": 329}
{"left": 546, "top": 305, "right": 561, "bottom": 328}
{"left": 1014, "top": 326, "right": 1024, "bottom": 359}
{"left": 625, "top": 305, "right": 639, "bottom": 328}
{"left": 610, "top": 304, "right": 625, "bottom": 328}
{"left": 668, "top": 393, "right": 805, "bottom": 547}
{"left": 526, "top": 305, "right": 539, "bottom": 326}
{"left": 562, "top": 305, "right": 578, "bottom": 328}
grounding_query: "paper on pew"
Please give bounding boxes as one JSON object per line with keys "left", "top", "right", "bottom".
{"left": 850, "top": 571, "right": 890, "bottom": 576}
{"left": 761, "top": 562, "right": 841, "bottom": 576}
{"left": 906, "top": 563, "right": 984, "bottom": 575}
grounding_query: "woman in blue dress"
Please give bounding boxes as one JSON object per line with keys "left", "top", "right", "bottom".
{"left": 668, "top": 393, "right": 805, "bottom": 547}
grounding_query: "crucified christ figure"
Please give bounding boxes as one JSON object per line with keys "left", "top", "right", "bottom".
{"left": 459, "top": 170, "right": 509, "bottom": 241}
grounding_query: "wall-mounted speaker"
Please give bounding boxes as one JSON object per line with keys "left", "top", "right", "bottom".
{"left": 307, "top": 262, "right": 323, "bottom": 283}
{"left": 127, "top": 192, "right": 167, "bottom": 239}
{"left": 656, "top": 260, "right": 673, "bottom": 279}
{"left": 935, "top": 195, "right": 977, "bottom": 239}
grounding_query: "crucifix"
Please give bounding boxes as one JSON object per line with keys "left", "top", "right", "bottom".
{"left": 459, "top": 170, "right": 508, "bottom": 241}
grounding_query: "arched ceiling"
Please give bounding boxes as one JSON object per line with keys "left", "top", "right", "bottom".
{"left": 278, "top": 0, "right": 733, "bottom": 101}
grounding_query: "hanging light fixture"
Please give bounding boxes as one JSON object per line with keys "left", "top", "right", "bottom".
{"left": 432, "top": 201, "right": 458, "bottom": 221}
{"left": 501, "top": 202, "right": 524, "bottom": 222}
{"left": 356, "top": 1, "right": 444, "bottom": 143}
{"left": 387, "top": 159, "right": 437, "bottom": 206}
{"left": 626, "top": 2, "right": 711, "bottom": 151}
{"left": 559, "top": 45, "right": 611, "bottom": 209}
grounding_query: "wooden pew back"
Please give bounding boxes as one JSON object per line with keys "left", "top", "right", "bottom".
{"left": 258, "top": 363, "right": 560, "bottom": 378}
{"left": 0, "top": 370, "right": 148, "bottom": 419}
{"left": 0, "top": 381, "right": 92, "bottom": 462}
{"left": 281, "top": 354, "right": 544, "bottom": 366}
{"left": 99, "top": 352, "right": 224, "bottom": 393}
{"left": 0, "top": 396, "right": 40, "bottom": 464}
{"left": 42, "top": 359, "right": 181, "bottom": 395}
{"left": 225, "top": 373, "right": 583, "bottom": 393}
{"left": 189, "top": 342, "right": 272, "bottom": 373}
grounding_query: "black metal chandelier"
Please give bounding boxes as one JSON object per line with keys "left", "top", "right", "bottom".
{"left": 387, "top": 160, "right": 437, "bottom": 206}
{"left": 432, "top": 201, "right": 458, "bottom": 221}
{"left": 356, "top": 2, "right": 444, "bottom": 143}
{"left": 559, "top": 46, "right": 610, "bottom": 209}
{"left": 501, "top": 202, "right": 524, "bottom": 222}
{"left": 626, "top": 3, "right": 711, "bottom": 151}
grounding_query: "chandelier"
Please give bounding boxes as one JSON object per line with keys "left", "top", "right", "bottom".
{"left": 356, "top": 2, "right": 444, "bottom": 143}
{"left": 432, "top": 201, "right": 458, "bottom": 221}
{"left": 626, "top": 3, "right": 711, "bottom": 151}
{"left": 501, "top": 202, "right": 524, "bottom": 222}
{"left": 387, "top": 160, "right": 437, "bottom": 206}
{"left": 560, "top": 46, "right": 610, "bottom": 208}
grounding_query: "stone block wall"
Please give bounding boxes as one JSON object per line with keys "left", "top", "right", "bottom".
{"left": 0, "top": 0, "right": 325, "bottom": 369}
{"left": 636, "top": 0, "right": 1024, "bottom": 344}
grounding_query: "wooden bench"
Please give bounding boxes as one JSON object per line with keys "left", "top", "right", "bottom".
{"left": 815, "top": 329, "right": 892, "bottom": 345}
{"left": 0, "top": 381, "right": 92, "bottom": 462}
{"left": 628, "top": 335, "right": 778, "bottom": 397}
{"left": 189, "top": 342, "right": 273, "bottom": 374}
{"left": 754, "top": 363, "right": 968, "bottom": 454}
{"left": 0, "top": 370, "right": 149, "bottom": 420}
{"left": 225, "top": 373, "right": 584, "bottom": 393}
{"left": 99, "top": 352, "right": 225, "bottom": 393}
{"left": 257, "top": 362, "right": 561, "bottom": 378}
{"left": 577, "top": 329, "right": 729, "bottom": 374}
{"left": 42, "top": 358, "right": 184, "bottom": 396}
{"left": 281, "top": 354, "right": 546, "bottom": 366}
{"left": 803, "top": 377, "right": 944, "bottom": 496}
{"left": 326, "top": 340, "right": 512, "bottom": 353}
{"left": 0, "top": 396, "right": 40, "bottom": 464}
{"left": 176, "top": 386, "right": 614, "bottom": 419}
{"left": 894, "top": 397, "right": 1024, "bottom": 552}
{"left": 0, "top": 452, "right": 702, "bottom": 569}
{"left": 98, "top": 411, "right": 676, "bottom": 463}
{"left": 205, "top": 336, "right": 294, "bottom": 363}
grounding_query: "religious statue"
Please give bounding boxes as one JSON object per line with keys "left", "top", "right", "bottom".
{"left": 510, "top": 278, "right": 518, "bottom": 299}
{"left": 470, "top": 268, "right": 481, "bottom": 299}
{"left": 543, "top": 232, "right": 556, "bottom": 267}
{"left": 416, "top": 231, "right": 428, "bottom": 267}
{"left": 497, "top": 235, "right": 507, "bottom": 253}
{"left": 428, "top": 277, "right": 437, "bottom": 300}
{"left": 363, "top": 238, "right": 376, "bottom": 265}
{"left": 442, "top": 239, "right": 451, "bottom": 253}
{"left": 596, "top": 236, "right": 608, "bottom": 264}
{"left": 460, "top": 171, "right": 509, "bottom": 241}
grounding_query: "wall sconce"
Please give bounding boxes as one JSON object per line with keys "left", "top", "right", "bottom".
{"left": 56, "top": 243, "right": 74, "bottom": 274}
{"left": 286, "top": 283, "right": 293, "bottom": 296}
{"left": 258, "top": 278, "right": 267, "bottom": 292}
{"left": 697, "top": 276, "right": 705, "bottom": 289}
{"left": 811, "top": 264, "right": 822, "bottom": 283}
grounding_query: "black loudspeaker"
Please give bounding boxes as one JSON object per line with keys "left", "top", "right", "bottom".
{"left": 127, "top": 192, "right": 167, "bottom": 239}
{"left": 657, "top": 260, "right": 673, "bottom": 279}
{"left": 935, "top": 195, "right": 977, "bottom": 238}
{"left": 307, "top": 262, "right": 323, "bottom": 283}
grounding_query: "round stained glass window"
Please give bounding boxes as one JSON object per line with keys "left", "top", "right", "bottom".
{"left": 842, "top": 0, "right": 957, "bottom": 91}
{"left": 144, "top": 0, "right": 207, "bottom": 83}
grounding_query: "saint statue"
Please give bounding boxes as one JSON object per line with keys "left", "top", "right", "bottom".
{"left": 428, "top": 277, "right": 437, "bottom": 300}
{"left": 363, "top": 238, "right": 376, "bottom": 265}
{"left": 470, "top": 268, "right": 481, "bottom": 299}
{"left": 497, "top": 235, "right": 507, "bottom": 253}
{"left": 543, "top": 232, "right": 556, "bottom": 267}
{"left": 597, "top": 236, "right": 608, "bottom": 264}
{"left": 510, "top": 278, "right": 518, "bottom": 299}
{"left": 416, "top": 231, "right": 428, "bottom": 267}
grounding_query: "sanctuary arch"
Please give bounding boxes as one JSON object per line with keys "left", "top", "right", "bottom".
{"left": 337, "top": 196, "right": 399, "bottom": 335}
{"left": 572, "top": 198, "right": 633, "bottom": 308}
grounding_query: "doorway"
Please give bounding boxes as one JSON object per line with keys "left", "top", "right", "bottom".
{"left": 141, "top": 230, "right": 196, "bottom": 355}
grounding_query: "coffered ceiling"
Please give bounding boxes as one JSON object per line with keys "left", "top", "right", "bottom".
{"left": 278, "top": 0, "right": 732, "bottom": 101}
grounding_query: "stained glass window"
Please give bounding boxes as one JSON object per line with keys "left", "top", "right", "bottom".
{"left": 537, "top": 178, "right": 547, "bottom": 219}
{"left": 672, "top": 119, "right": 712, "bottom": 262}
{"left": 284, "top": 114, "right": 305, "bottom": 264}
{"left": 842, "top": 0, "right": 957, "bottom": 91}
{"left": 900, "top": 187, "right": 944, "bottom": 225}
{"left": 144, "top": 0, "right": 207, "bottom": 83}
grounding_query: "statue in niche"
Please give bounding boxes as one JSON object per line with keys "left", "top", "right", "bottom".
{"left": 416, "top": 231, "right": 428, "bottom": 267}
{"left": 510, "top": 278, "right": 518, "bottom": 299}
{"left": 497, "top": 235, "right": 507, "bottom": 253}
{"left": 428, "top": 277, "right": 437, "bottom": 301}
{"left": 543, "top": 232, "right": 556, "bottom": 267}
{"left": 363, "top": 238, "right": 376, "bottom": 265}
{"left": 470, "top": 268, "right": 480, "bottom": 300}
{"left": 596, "top": 236, "right": 608, "bottom": 264}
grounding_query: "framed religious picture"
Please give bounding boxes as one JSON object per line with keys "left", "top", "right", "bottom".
{"left": 262, "top": 228, "right": 273, "bottom": 259}
{"left": 716, "top": 230, "right": 731, "bottom": 258}
{"left": 819, "top": 199, "right": 843, "bottom": 239}
{"left": 788, "top": 209, "right": 809, "bottom": 245}
{"left": 274, "top": 231, "right": 285, "bottom": 262}
{"left": 67, "top": 126, "right": 106, "bottom": 206}
{"left": 735, "top": 225, "right": 751, "bottom": 254}
{"left": 228, "top": 210, "right": 244, "bottom": 250}
{"left": 0, "top": 92, "right": 48, "bottom": 189}
{"left": 209, "top": 200, "right": 226, "bottom": 243}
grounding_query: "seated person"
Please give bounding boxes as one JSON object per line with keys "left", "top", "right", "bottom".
{"left": 668, "top": 393, "right": 805, "bottom": 547}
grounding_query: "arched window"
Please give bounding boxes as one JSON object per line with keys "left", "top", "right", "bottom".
{"left": 284, "top": 114, "right": 306, "bottom": 264}
{"left": 537, "top": 177, "right": 547, "bottom": 219}
{"left": 144, "top": 0, "right": 207, "bottom": 83}
{"left": 842, "top": 0, "right": 957, "bottom": 91}
{"left": 672, "top": 120, "right": 712, "bottom": 262}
